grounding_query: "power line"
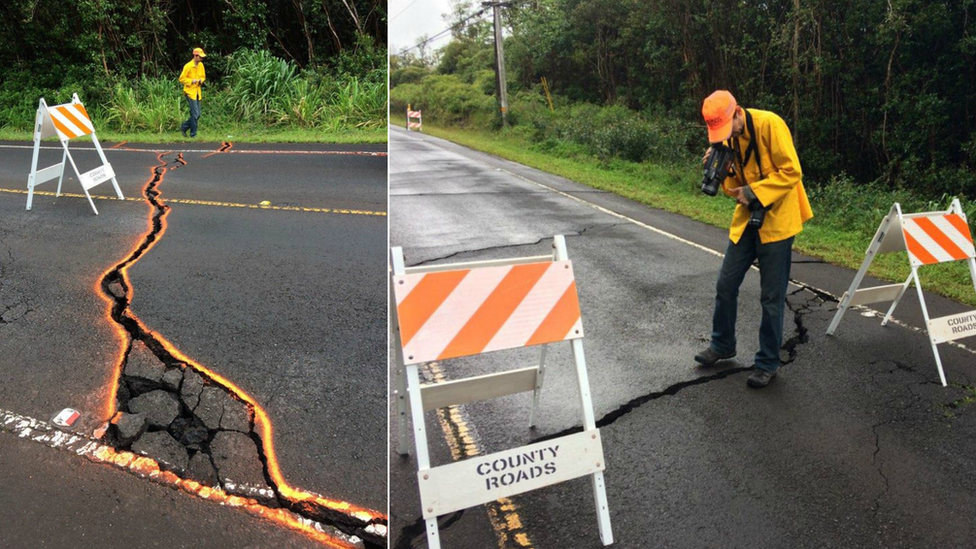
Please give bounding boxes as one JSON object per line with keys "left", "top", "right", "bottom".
{"left": 393, "top": 7, "right": 489, "bottom": 57}
{"left": 390, "top": 0, "right": 424, "bottom": 21}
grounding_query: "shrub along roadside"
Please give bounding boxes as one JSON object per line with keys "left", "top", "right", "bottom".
{"left": 0, "top": 49, "right": 387, "bottom": 143}
{"left": 391, "top": 116, "right": 976, "bottom": 307}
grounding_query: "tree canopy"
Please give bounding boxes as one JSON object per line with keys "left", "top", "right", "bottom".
{"left": 393, "top": 0, "right": 976, "bottom": 197}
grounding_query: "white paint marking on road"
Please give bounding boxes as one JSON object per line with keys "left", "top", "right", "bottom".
{"left": 0, "top": 406, "right": 361, "bottom": 545}
{"left": 402, "top": 131, "right": 976, "bottom": 358}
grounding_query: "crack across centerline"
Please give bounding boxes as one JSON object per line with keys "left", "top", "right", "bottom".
{"left": 95, "top": 151, "right": 385, "bottom": 548}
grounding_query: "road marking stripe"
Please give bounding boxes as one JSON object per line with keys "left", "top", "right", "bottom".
{"left": 0, "top": 188, "right": 385, "bottom": 216}
{"left": 0, "top": 407, "right": 366, "bottom": 548}
{"left": 0, "top": 144, "right": 387, "bottom": 156}
{"left": 423, "top": 363, "right": 534, "bottom": 548}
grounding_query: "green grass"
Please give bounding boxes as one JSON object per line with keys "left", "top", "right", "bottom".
{"left": 0, "top": 126, "right": 387, "bottom": 144}
{"left": 391, "top": 116, "right": 976, "bottom": 307}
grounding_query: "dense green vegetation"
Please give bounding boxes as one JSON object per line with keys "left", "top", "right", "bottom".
{"left": 390, "top": 0, "right": 976, "bottom": 304}
{"left": 0, "top": 0, "right": 387, "bottom": 141}
{"left": 392, "top": 0, "right": 976, "bottom": 196}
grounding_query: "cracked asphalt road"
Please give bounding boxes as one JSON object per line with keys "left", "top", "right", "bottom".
{"left": 388, "top": 127, "right": 976, "bottom": 548}
{"left": 0, "top": 140, "right": 387, "bottom": 548}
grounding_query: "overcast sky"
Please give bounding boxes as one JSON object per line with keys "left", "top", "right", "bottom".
{"left": 389, "top": 0, "right": 456, "bottom": 55}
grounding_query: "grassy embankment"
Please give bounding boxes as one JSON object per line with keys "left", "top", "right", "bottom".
{"left": 0, "top": 50, "right": 386, "bottom": 144}
{"left": 391, "top": 116, "right": 976, "bottom": 307}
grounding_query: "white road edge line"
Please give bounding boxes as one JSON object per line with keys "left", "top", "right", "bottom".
{"left": 0, "top": 406, "right": 363, "bottom": 544}
{"left": 407, "top": 131, "right": 976, "bottom": 358}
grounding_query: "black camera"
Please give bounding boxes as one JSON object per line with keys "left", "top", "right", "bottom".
{"left": 701, "top": 144, "right": 735, "bottom": 196}
{"left": 702, "top": 144, "right": 769, "bottom": 229}
{"left": 747, "top": 199, "right": 767, "bottom": 229}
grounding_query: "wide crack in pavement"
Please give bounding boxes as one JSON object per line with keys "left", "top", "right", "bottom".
{"left": 97, "top": 152, "right": 385, "bottom": 548}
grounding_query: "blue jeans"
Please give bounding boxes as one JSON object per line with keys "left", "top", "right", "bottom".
{"left": 710, "top": 226, "right": 794, "bottom": 372}
{"left": 181, "top": 95, "right": 200, "bottom": 137}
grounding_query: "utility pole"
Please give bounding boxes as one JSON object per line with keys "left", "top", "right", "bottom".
{"left": 483, "top": 1, "right": 510, "bottom": 127}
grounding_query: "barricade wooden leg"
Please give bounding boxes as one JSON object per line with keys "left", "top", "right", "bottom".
{"left": 89, "top": 131, "right": 124, "bottom": 199}
{"left": 62, "top": 145, "right": 99, "bottom": 215}
{"left": 394, "top": 352, "right": 410, "bottom": 455}
{"left": 405, "top": 363, "right": 440, "bottom": 546}
{"left": 881, "top": 273, "right": 913, "bottom": 326}
{"left": 911, "top": 268, "right": 948, "bottom": 386}
{"left": 827, "top": 212, "right": 893, "bottom": 335}
{"left": 528, "top": 345, "right": 548, "bottom": 428}
{"left": 26, "top": 125, "right": 41, "bottom": 211}
{"left": 591, "top": 471, "right": 614, "bottom": 546}
{"left": 570, "top": 338, "right": 613, "bottom": 544}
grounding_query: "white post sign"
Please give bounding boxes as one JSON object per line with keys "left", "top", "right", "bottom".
{"left": 418, "top": 430, "right": 605, "bottom": 519}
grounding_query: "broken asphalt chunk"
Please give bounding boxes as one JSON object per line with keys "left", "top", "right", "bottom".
{"left": 128, "top": 390, "right": 180, "bottom": 428}
{"left": 124, "top": 340, "right": 166, "bottom": 393}
{"left": 112, "top": 412, "right": 148, "bottom": 447}
{"left": 180, "top": 369, "right": 204, "bottom": 410}
{"left": 186, "top": 452, "right": 218, "bottom": 486}
{"left": 210, "top": 431, "right": 270, "bottom": 489}
{"left": 161, "top": 368, "right": 183, "bottom": 392}
{"left": 131, "top": 431, "right": 189, "bottom": 473}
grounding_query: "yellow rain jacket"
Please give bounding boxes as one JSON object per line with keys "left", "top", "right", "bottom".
{"left": 179, "top": 60, "right": 206, "bottom": 100}
{"left": 722, "top": 108, "right": 813, "bottom": 244}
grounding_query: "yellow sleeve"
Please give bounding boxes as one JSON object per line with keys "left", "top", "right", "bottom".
{"left": 721, "top": 175, "right": 740, "bottom": 197}
{"left": 179, "top": 64, "right": 192, "bottom": 86}
{"left": 199, "top": 64, "right": 205, "bottom": 83}
{"left": 749, "top": 116, "right": 802, "bottom": 207}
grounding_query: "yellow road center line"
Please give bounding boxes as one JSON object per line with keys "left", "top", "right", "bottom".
{"left": 0, "top": 188, "right": 386, "bottom": 217}
{"left": 425, "top": 362, "right": 534, "bottom": 548}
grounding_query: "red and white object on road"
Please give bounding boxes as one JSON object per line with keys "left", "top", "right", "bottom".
{"left": 26, "top": 93, "right": 124, "bottom": 215}
{"left": 390, "top": 235, "right": 613, "bottom": 549}
{"left": 406, "top": 104, "right": 422, "bottom": 132}
{"left": 828, "top": 199, "right": 976, "bottom": 386}
{"left": 52, "top": 408, "right": 81, "bottom": 428}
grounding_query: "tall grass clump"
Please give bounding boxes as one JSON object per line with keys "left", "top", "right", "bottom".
{"left": 226, "top": 49, "right": 300, "bottom": 121}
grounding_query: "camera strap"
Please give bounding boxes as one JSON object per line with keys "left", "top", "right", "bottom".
{"left": 727, "top": 109, "right": 763, "bottom": 184}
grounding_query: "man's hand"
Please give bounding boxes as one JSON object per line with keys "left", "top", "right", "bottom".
{"left": 702, "top": 147, "right": 713, "bottom": 168}
{"left": 729, "top": 186, "right": 752, "bottom": 207}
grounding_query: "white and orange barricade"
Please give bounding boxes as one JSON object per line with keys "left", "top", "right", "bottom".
{"left": 27, "top": 94, "right": 124, "bottom": 214}
{"left": 390, "top": 235, "right": 613, "bottom": 548}
{"left": 406, "top": 104, "right": 422, "bottom": 132}
{"left": 827, "top": 199, "right": 976, "bottom": 386}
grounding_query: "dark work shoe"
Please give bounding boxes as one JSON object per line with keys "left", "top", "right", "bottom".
{"left": 181, "top": 128, "right": 187, "bottom": 137}
{"left": 747, "top": 368, "right": 777, "bottom": 388}
{"left": 694, "top": 347, "right": 736, "bottom": 366}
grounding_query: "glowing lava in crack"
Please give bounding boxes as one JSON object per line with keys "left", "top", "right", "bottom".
{"left": 95, "top": 152, "right": 385, "bottom": 547}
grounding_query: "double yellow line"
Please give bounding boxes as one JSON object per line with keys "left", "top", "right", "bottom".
{"left": 0, "top": 188, "right": 386, "bottom": 217}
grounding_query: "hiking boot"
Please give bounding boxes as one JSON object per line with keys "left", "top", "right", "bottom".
{"left": 747, "top": 368, "right": 777, "bottom": 388}
{"left": 181, "top": 128, "right": 187, "bottom": 138}
{"left": 694, "top": 347, "right": 736, "bottom": 366}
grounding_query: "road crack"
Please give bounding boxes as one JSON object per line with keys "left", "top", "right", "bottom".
{"left": 406, "top": 223, "right": 627, "bottom": 267}
{"left": 96, "top": 152, "right": 385, "bottom": 547}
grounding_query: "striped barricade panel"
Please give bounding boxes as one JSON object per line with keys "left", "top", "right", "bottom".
{"left": 902, "top": 214, "right": 975, "bottom": 266}
{"left": 393, "top": 260, "right": 582, "bottom": 364}
{"left": 47, "top": 102, "right": 95, "bottom": 140}
{"left": 407, "top": 110, "right": 422, "bottom": 118}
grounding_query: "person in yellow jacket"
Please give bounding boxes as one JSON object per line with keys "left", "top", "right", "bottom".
{"left": 179, "top": 47, "right": 207, "bottom": 138}
{"left": 693, "top": 90, "right": 814, "bottom": 388}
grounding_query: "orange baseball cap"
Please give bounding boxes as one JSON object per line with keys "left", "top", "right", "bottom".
{"left": 192, "top": 47, "right": 207, "bottom": 58}
{"left": 702, "top": 90, "right": 737, "bottom": 143}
